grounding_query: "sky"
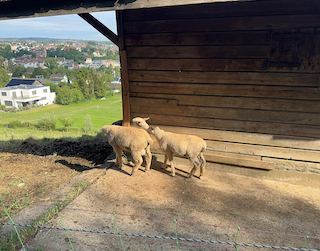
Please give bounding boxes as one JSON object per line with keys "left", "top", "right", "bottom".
{"left": 0, "top": 11, "right": 117, "bottom": 41}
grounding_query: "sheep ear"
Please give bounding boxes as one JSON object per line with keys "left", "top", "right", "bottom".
{"left": 143, "top": 117, "right": 150, "bottom": 121}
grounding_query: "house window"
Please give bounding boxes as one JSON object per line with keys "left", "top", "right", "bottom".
{"left": 32, "top": 90, "right": 37, "bottom": 95}
{"left": 40, "top": 97, "right": 47, "bottom": 100}
{"left": 12, "top": 92, "right": 17, "bottom": 98}
{"left": 2, "top": 92, "right": 7, "bottom": 96}
{"left": 43, "top": 89, "right": 48, "bottom": 93}
{"left": 5, "top": 101, "right": 13, "bottom": 106}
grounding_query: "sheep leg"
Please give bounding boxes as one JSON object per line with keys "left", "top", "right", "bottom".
{"left": 167, "top": 151, "right": 175, "bottom": 177}
{"left": 113, "top": 146, "right": 123, "bottom": 170}
{"left": 144, "top": 145, "right": 152, "bottom": 172}
{"left": 199, "top": 153, "right": 206, "bottom": 178}
{"left": 162, "top": 154, "right": 168, "bottom": 169}
{"left": 131, "top": 152, "right": 143, "bottom": 176}
{"left": 188, "top": 155, "right": 201, "bottom": 178}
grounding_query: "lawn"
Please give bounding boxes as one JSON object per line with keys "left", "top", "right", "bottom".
{"left": 0, "top": 94, "right": 123, "bottom": 141}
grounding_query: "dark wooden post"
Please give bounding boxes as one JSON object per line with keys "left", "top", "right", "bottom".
{"left": 117, "top": 10, "right": 131, "bottom": 127}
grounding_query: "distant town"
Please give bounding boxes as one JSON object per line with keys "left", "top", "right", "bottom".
{"left": 0, "top": 38, "right": 120, "bottom": 71}
{"left": 0, "top": 38, "right": 121, "bottom": 109}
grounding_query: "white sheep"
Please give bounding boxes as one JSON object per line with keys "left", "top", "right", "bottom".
{"left": 101, "top": 125, "right": 153, "bottom": 175}
{"left": 132, "top": 117, "right": 206, "bottom": 178}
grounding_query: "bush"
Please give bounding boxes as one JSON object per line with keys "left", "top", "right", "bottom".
{"left": 59, "top": 117, "right": 74, "bottom": 131}
{"left": 38, "top": 112, "right": 57, "bottom": 130}
{"left": 8, "top": 120, "right": 23, "bottom": 128}
{"left": 0, "top": 105, "right": 6, "bottom": 110}
{"left": 8, "top": 120, "right": 33, "bottom": 128}
{"left": 83, "top": 114, "right": 93, "bottom": 133}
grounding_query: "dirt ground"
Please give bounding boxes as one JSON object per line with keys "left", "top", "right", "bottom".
{"left": 0, "top": 136, "right": 112, "bottom": 221}
{"left": 1, "top": 137, "right": 320, "bottom": 251}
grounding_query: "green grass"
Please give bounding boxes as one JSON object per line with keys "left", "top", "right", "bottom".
{"left": 0, "top": 95, "right": 123, "bottom": 141}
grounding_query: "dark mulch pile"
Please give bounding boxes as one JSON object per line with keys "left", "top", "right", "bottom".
{"left": 0, "top": 135, "right": 113, "bottom": 166}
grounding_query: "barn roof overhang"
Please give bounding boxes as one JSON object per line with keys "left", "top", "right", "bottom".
{"left": 0, "top": 0, "right": 245, "bottom": 20}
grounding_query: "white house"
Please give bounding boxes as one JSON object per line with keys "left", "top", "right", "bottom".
{"left": 0, "top": 85, "right": 56, "bottom": 108}
{"left": 49, "top": 74, "right": 68, "bottom": 83}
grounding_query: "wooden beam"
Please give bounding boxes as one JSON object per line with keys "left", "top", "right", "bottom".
{"left": 78, "top": 13, "right": 118, "bottom": 46}
{"left": 204, "top": 153, "right": 274, "bottom": 170}
{"left": 117, "top": 10, "right": 131, "bottom": 127}
{"left": 0, "top": 0, "right": 237, "bottom": 20}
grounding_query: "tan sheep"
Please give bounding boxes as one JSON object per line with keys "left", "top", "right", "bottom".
{"left": 101, "top": 125, "right": 153, "bottom": 175}
{"left": 132, "top": 117, "right": 206, "bottom": 178}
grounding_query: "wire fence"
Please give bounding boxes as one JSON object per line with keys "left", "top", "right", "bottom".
{"left": 1, "top": 201, "right": 320, "bottom": 251}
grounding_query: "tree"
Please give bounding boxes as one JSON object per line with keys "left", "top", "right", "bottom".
{"left": 43, "top": 82, "right": 58, "bottom": 93}
{"left": 76, "top": 68, "right": 94, "bottom": 100}
{"left": 45, "top": 58, "right": 58, "bottom": 70}
{"left": 31, "top": 67, "right": 51, "bottom": 79}
{"left": 114, "top": 66, "right": 121, "bottom": 78}
{"left": 56, "top": 85, "right": 84, "bottom": 105}
{"left": 101, "top": 68, "right": 114, "bottom": 83}
{"left": 12, "top": 65, "right": 28, "bottom": 77}
{"left": 0, "top": 56, "right": 4, "bottom": 68}
{"left": 0, "top": 68, "right": 10, "bottom": 87}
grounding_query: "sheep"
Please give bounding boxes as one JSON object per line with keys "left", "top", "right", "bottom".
{"left": 132, "top": 117, "right": 206, "bottom": 178}
{"left": 101, "top": 125, "right": 153, "bottom": 175}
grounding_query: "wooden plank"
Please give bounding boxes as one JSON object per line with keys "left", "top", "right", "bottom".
{"left": 128, "top": 58, "right": 268, "bottom": 71}
{"left": 206, "top": 141, "right": 320, "bottom": 163}
{"left": 131, "top": 113, "right": 320, "bottom": 138}
{"left": 268, "top": 29, "right": 314, "bottom": 72}
{"left": 130, "top": 83, "right": 320, "bottom": 100}
{"left": 125, "top": 31, "right": 271, "bottom": 46}
{"left": 128, "top": 71, "right": 319, "bottom": 86}
{"left": 310, "top": 28, "right": 320, "bottom": 72}
{"left": 204, "top": 152, "right": 274, "bottom": 170}
{"left": 130, "top": 103, "right": 320, "bottom": 126}
{"left": 126, "top": 45, "right": 270, "bottom": 59}
{"left": 130, "top": 94, "right": 320, "bottom": 113}
{"left": 123, "top": 0, "right": 320, "bottom": 21}
{"left": 124, "top": 14, "right": 320, "bottom": 34}
{"left": 263, "top": 157, "right": 320, "bottom": 173}
{"left": 205, "top": 150, "right": 261, "bottom": 161}
{"left": 145, "top": 125, "right": 320, "bottom": 151}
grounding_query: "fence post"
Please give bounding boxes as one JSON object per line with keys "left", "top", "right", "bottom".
{"left": 174, "top": 219, "right": 180, "bottom": 251}
{"left": 303, "top": 235, "right": 309, "bottom": 249}
{"left": 55, "top": 206, "right": 74, "bottom": 251}
{"left": 113, "top": 212, "right": 126, "bottom": 251}
{"left": 235, "top": 227, "right": 240, "bottom": 251}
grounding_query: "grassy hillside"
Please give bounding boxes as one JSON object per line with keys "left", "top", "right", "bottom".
{"left": 0, "top": 95, "right": 123, "bottom": 141}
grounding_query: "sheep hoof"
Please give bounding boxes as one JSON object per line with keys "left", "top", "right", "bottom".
{"left": 172, "top": 173, "right": 175, "bottom": 177}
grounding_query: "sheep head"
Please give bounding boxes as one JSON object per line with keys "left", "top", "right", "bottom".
{"left": 132, "top": 117, "right": 150, "bottom": 130}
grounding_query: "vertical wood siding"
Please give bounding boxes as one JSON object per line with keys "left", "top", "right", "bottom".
{"left": 121, "top": 0, "right": 320, "bottom": 172}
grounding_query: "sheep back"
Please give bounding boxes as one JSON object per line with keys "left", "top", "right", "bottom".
{"left": 101, "top": 125, "right": 153, "bottom": 152}
{"left": 161, "top": 132, "right": 206, "bottom": 156}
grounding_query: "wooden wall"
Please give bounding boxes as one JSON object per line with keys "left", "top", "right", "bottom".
{"left": 120, "top": 0, "right": 320, "bottom": 173}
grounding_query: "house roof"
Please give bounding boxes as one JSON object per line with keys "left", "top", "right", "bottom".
{"left": 1, "top": 85, "right": 44, "bottom": 91}
{"left": 6, "top": 78, "right": 43, "bottom": 87}
{"left": 0, "top": 0, "right": 229, "bottom": 20}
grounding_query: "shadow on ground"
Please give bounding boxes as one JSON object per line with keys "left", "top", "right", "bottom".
{"left": 0, "top": 134, "right": 113, "bottom": 171}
